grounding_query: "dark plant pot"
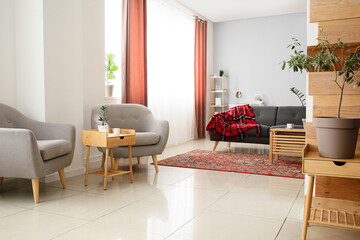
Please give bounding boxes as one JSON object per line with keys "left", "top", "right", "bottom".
{"left": 313, "top": 117, "right": 360, "bottom": 159}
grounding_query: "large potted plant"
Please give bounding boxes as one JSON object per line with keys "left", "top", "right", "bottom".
{"left": 105, "top": 53, "right": 118, "bottom": 97}
{"left": 282, "top": 38, "right": 360, "bottom": 159}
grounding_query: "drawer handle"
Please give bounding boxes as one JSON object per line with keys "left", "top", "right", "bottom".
{"left": 333, "top": 161, "right": 346, "bottom": 166}
{"left": 119, "top": 136, "right": 124, "bottom": 139}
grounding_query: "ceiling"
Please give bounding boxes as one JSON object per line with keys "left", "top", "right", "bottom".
{"left": 175, "top": 0, "right": 307, "bottom": 22}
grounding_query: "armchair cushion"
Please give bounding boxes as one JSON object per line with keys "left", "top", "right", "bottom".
{"left": 135, "top": 132, "right": 160, "bottom": 146}
{"left": 37, "top": 139, "right": 72, "bottom": 161}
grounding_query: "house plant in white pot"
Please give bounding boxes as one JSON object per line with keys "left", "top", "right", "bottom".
{"left": 105, "top": 53, "right": 118, "bottom": 97}
{"left": 98, "top": 106, "right": 109, "bottom": 133}
{"left": 282, "top": 38, "right": 360, "bottom": 159}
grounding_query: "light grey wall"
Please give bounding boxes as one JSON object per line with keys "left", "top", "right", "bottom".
{"left": 214, "top": 13, "right": 306, "bottom": 106}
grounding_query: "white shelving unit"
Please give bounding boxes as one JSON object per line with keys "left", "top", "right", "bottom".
{"left": 209, "top": 75, "right": 228, "bottom": 117}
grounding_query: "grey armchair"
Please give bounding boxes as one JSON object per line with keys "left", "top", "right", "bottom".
{"left": 0, "top": 103, "right": 75, "bottom": 203}
{"left": 91, "top": 104, "right": 169, "bottom": 172}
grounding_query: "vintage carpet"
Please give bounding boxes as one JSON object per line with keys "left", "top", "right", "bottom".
{"left": 157, "top": 150, "right": 304, "bottom": 179}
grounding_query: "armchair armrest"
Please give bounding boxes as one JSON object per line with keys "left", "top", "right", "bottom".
{"left": 0, "top": 128, "right": 44, "bottom": 178}
{"left": 149, "top": 119, "right": 169, "bottom": 151}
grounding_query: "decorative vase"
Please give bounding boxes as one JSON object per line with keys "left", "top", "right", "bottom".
{"left": 105, "top": 84, "right": 114, "bottom": 97}
{"left": 313, "top": 117, "right": 360, "bottom": 159}
{"left": 98, "top": 124, "right": 109, "bottom": 133}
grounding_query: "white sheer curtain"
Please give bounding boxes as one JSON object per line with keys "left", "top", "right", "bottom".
{"left": 147, "top": 0, "right": 195, "bottom": 146}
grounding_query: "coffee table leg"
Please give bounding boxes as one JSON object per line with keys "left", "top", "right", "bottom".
{"left": 103, "top": 148, "right": 109, "bottom": 190}
{"left": 111, "top": 148, "right": 115, "bottom": 180}
{"left": 85, "top": 146, "right": 90, "bottom": 186}
{"left": 128, "top": 145, "right": 133, "bottom": 183}
{"left": 302, "top": 175, "right": 315, "bottom": 240}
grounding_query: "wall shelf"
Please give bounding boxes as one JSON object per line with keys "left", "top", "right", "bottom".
{"left": 209, "top": 75, "right": 228, "bottom": 118}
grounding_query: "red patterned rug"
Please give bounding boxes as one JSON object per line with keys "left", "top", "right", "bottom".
{"left": 158, "top": 150, "right": 304, "bottom": 179}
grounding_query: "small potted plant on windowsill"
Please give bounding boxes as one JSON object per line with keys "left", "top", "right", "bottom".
{"left": 98, "top": 106, "right": 109, "bottom": 133}
{"left": 105, "top": 53, "right": 118, "bottom": 97}
{"left": 282, "top": 37, "right": 360, "bottom": 159}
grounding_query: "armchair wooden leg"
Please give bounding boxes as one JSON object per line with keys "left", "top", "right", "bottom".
{"left": 137, "top": 157, "right": 140, "bottom": 164}
{"left": 0, "top": 177, "right": 3, "bottom": 184}
{"left": 32, "top": 179, "right": 39, "bottom": 204}
{"left": 152, "top": 155, "right": 159, "bottom": 173}
{"left": 212, "top": 141, "right": 219, "bottom": 151}
{"left": 58, "top": 169, "right": 66, "bottom": 189}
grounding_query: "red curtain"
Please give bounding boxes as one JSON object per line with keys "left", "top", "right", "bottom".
{"left": 194, "top": 17, "right": 207, "bottom": 139}
{"left": 121, "top": 0, "right": 147, "bottom": 106}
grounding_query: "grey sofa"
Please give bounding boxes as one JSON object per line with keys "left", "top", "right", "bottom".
{"left": 210, "top": 106, "right": 304, "bottom": 150}
{"left": 0, "top": 103, "right": 75, "bottom": 203}
{"left": 91, "top": 104, "right": 169, "bottom": 172}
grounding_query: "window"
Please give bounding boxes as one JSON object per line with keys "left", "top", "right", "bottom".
{"left": 105, "top": 0, "right": 122, "bottom": 98}
{"left": 147, "top": 0, "right": 195, "bottom": 146}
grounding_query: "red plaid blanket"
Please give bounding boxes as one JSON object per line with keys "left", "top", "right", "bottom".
{"left": 206, "top": 105, "right": 261, "bottom": 140}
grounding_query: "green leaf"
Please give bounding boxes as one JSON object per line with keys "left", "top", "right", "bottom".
{"left": 110, "top": 66, "right": 118, "bottom": 71}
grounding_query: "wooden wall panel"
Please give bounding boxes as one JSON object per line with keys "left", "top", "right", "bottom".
{"left": 315, "top": 176, "right": 360, "bottom": 201}
{"left": 312, "top": 95, "right": 360, "bottom": 117}
{"left": 305, "top": 122, "right": 317, "bottom": 144}
{"left": 312, "top": 197, "right": 360, "bottom": 212}
{"left": 307, "top": 43, "right": 359, "bottom": 72}
{"left": 310, "top": 0, "right": 360, "bottom": 23}
{"left": 309, "top": 0, "right": 360, "bottom": 203}
{"left": 318, "top": 18, "right": 360, "bottom": 44}
{"left": 309, "top": 72, "right": 360, "bottom": 95}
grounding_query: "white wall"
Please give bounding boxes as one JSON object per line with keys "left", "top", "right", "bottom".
{"left": 214, "top": 13, "right": 307, "bottom": 106}
{"left": 42, "top": 0, "right": 105, "bottom": 177}
{"left": 0, "top": 0, "right": 106, "bottom": 180}
{"left": 14, "top": 0, "right": 46, "bottom": 121}
{"left": 82, "top": 0, "right": 107, "bottom": 163}
{"left": 43, "top": 0, "right": 86, "bottom": 172}
{"left": 0, "top": 0, "right": 16, "bottom": 107}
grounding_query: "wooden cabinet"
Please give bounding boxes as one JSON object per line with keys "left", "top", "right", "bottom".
{"left": 302, "top": 144, "right": 360, "bottom": 239}
{"left": 209, "top": 75, "right": 228, "bottom": 117}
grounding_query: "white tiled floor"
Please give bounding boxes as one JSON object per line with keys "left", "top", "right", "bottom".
{"left": 0, "top": 139, "right": 360, "bottom": 239}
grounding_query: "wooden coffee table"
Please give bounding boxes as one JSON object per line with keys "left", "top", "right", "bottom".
{"left": 269, "top": 128, "right": 305, "bottom": 164}
{"left": 82, "top": 129, "right": 136, "bottom": 190}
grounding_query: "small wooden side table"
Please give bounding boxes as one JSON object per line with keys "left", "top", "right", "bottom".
{"left": 302, "top": 144, "right": 360, "bottom": 240}
{"left": 82, "top": 129, "right": 136, "bottom": 190}
{"left": 269, "top": 128, "right": 305, "bottom": 164}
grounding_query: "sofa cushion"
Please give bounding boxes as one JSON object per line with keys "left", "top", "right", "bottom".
{"left": 247, "top": 125, "right": 270, "bottom": 137}
{"left": 37, "top": 139, "right": 72, "bottom": 161}
{"left": 251, "top": 106, "right": 278, "bottom": 126}
{"left": 276, "top": 106, "right": 304, "bottom": 125}
{"left": 135, "top": 132, "right": 160, "bottom": 146}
